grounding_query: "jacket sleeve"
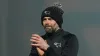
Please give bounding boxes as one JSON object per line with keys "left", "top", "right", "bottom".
{"left": 44, "top": 34, "right": 79, "bottom": 56}
{"left": 29, "top": 47, "right": 39, "bottom": 56}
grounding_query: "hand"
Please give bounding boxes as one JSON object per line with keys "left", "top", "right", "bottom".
{"left": 30, "top": 34, "right": 49, "bottom": 51}
{"left": 36, "top": 40, "right": 47, "bottom": 56}
{"left": 36, "top": 47, "right": 44, "bottom": 56}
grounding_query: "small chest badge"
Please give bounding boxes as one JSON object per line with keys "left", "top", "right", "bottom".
{"left": 54, "top": 42, "right": 61, "bottom": 48}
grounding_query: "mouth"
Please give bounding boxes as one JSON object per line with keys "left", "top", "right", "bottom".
{"left": 44, "top": 25, "right": 51, "bottom": 28}
{"left": 45, "top": 26, "right": 51, "bottom": 29}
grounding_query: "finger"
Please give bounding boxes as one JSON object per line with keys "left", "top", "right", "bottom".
{"left": 32, "top": 34, "right": 41, "bottom": 38}
{"left": 32, "top": 34, "right": 39, "bottom": 37}
{"left": 36, "top": 47, "right": 44, "bottom": 53}
{"left": 33, "top": 34, "right": 44, "bottom": 40}
{"left": 30, "top": 39, "right": 39, "bottom": 43}
{"left": 31, "top": 37, "right": 39, "bottom": 41}
{"left": 36, "top": 47, "right": 42, "bottom": 51}
{"left": 31, "top": 43, "right": 40, "bottom": 47}
{"left": 45, "top": 40, "right": 47, "bottom": 43}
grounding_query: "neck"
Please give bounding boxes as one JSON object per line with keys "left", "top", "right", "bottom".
{"left": 55, "top": 27, "right": 60, "bottom": 32}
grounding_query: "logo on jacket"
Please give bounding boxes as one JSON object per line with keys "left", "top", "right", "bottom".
{"left": 54, "top": 42, "right": 61, "bottom": 48}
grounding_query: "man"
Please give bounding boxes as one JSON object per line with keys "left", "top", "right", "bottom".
{"left": 29, "top": 5, "right": 79, "bottom": 56}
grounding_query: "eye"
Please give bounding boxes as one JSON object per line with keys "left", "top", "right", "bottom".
{"left": 48, "top": 17, "right": 53, "bottom": 20}
{"left": 43, "top": 17, "right": 53, "bottom": 21}
{"left": 43, "top": 18, "right": 46, "bottom": 21}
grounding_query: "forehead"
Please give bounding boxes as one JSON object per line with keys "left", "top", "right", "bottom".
{"left": 43, "top": 17, "right": 52, "bottom": 19}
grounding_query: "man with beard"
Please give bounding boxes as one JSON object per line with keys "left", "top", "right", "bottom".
{"left": 29, "top": 5, "right": 79, "bottom": 56}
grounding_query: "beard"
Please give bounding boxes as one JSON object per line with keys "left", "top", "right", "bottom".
{"left": 44, "top": 25, "right": 54, "bottom": 33}
{"left": 45, "top": 27, "right": 53, "bottom": 33}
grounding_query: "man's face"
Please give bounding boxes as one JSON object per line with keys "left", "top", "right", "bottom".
{"left": 42, "top": 17, "right": 59, "bottom": 33}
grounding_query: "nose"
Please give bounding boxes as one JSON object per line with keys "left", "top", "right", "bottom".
{"left": 44, "top": 19, "right": 50, "bottom": 24}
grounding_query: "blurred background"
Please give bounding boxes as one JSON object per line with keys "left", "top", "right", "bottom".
{"left": 0, "top": 0, "right": 100, "bottom": 56}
